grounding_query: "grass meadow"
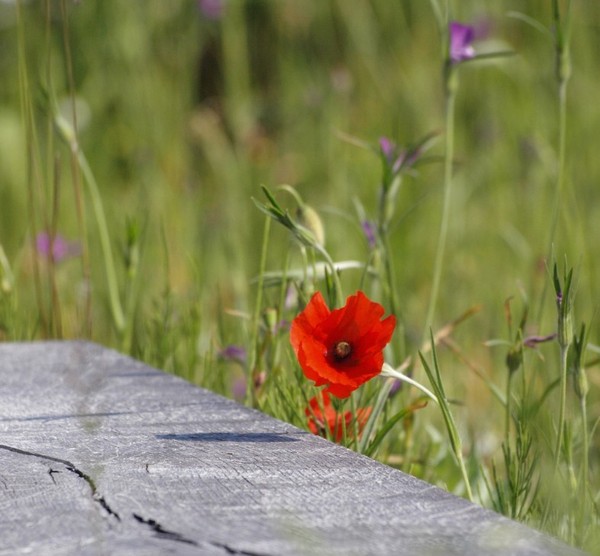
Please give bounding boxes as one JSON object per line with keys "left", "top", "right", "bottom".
{"left": 2, "top": 0, "right": 600, "bottom": 550}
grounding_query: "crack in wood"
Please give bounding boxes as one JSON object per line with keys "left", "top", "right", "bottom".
{"left": 132, "top": 513, "right": 198, "bottom": 546}
{"left": 48, "top": 468, "right": 60, "bottom": 485}
{"left": 0, "top": 443, "right": 120, "bottom": 521}
{"left": 210, "top": 540, "right": 273, "bottom": 556}
{"left": 65, "top": 465, "right": 121, "bottom": 521}
{"left": 131, "top": 513, "right": 272, "bottom": 555}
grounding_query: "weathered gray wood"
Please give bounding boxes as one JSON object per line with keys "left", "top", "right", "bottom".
{"left": 0, "top": 341, "right": 582, "bottom": 555}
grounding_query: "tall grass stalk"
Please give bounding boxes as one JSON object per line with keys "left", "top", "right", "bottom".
{"left": 547, "top": 0, "right": 571, "bottom": 249}
{"left": 56, "top": 98, "right": 126, "bottom": 335}
{"left": 552, "top": 264, "right": 573, "bottom": 474}
{"left": 247, "top": 215, "right": 271, "bottom": 408}
{"left": 420, "top": 334, "right": 474, "bottom": 502}
{"left": 59, "top": 0, "right": 92, "bottom": 336}
{"left": 424, "top": 51, "right": 457, "bottom": 339}
{"left": 69, "top": 139, "right": 125, "bottom": 335}
{"left": 16, "top": 0, "right": 46, "bottom": 334}
{"left": 535, "top": 0, "right": 572, "bottom": 328}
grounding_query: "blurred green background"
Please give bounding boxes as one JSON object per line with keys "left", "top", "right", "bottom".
{"left": 3, "top": 0, "right": 599, "bottom": 368}
{"left": 2, "top": 0, "right": 600, "bottom": 409}
{"left": 2, "top": 0, "right": 600, "bottom": 545}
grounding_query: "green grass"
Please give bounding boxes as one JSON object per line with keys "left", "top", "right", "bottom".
{"left": 2, "top": 0, "right": 600, "bottom": 550}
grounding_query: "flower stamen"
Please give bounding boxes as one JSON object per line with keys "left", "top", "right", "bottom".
{"left": 333, "top": 341, "right": 352, "bottom": 361}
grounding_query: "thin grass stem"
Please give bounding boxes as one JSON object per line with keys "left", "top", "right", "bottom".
{"left": 505, "top": 370, "right": 514, "bottom": 447}
{"left": 75, "top": 150, "right": 125, "bottom": 334}
{"left": 419, "top": 342, "right": 474, "bottom": 502}
{"left": 60, "top": 0, "right": 92, "bottom": 336}
{"left": 424, "top": 72, "right": 456, "bottom": 338}
{"left": 247, "top": 216, "right": 271, "bottom": 407}
{"left": 16, "top": 0, "right": 47, "bottom": 335}
{"left": 553, "top": 342, "right": 569, "bottom": 473}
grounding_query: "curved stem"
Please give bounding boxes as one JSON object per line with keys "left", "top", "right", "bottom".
{"left": 381, "top": 363, "right": 438, "bottom": 403}
{"left": 76, "top": 150, "right": 125, "bottom": 333}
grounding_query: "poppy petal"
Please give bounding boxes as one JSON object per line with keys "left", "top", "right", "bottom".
{"left": 290, "top": 290, "right": 396, "bottom": 399}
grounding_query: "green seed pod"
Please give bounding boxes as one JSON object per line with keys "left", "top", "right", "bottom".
{"left": 575, "top": 367, "right": 589, "bottom": 401}
{"left": 505, "top": 346, "right": 522, "bottom": 374}
{"left": 263, "top": 307, "right": 278, "bottom": 335}
{"left": 557, "top": 309, "right": 573, "bottom": 350}
{"left": 571, "top": 324, "right": 589, "bottom": 402}
{"left": 297, "top": 205, "right": 325, "bottom": 247}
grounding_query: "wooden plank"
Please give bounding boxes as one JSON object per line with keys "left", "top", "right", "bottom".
{"left": 0, "top": 341, "right": 582, "bottom": 555}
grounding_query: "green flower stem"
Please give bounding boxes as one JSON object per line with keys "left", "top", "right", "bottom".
{"left": 538, "top": 0, "right": 572, "bottom": 326}
{"left": 59, "top": 0, "right": 92, "bottom": 336}
{"left": 314, "top": 243, "right": 344, "bottom": 307}
{"left": 546, "top": 73, "right": 569, "bottom": 254}
{"left": 357, "top": 379, "right": 393, "bottom": 454}
{"left": 578, "top": 394, "right": 589, "bottom": 544}
{"left": 579, "top": 392, "right": 589, "bottom": 478}
{"left": 505, "top": 370, "right": 514, "bottom": 447}
{"left": 380, "top": 229, "right": 400, "bottom": 326}
{"left": 350, "top": 393, "right": 360, "bottom": 452}
{"left": 54, "top": 113, "right": 125, "bottom": 334}
{"left": 76, "top": 149, "right": 126, "bottom": 333}
{"left": 420, "top": 339, "right": 474, "bottom": 502}
{"left": 424, "top": 68, "right": 457, "bottom": 338}
{"left": 553, "top": 342, "right": 569, "bottom": 472}
{"left": 247, "top": 216, "right": 271, "bottom": 407}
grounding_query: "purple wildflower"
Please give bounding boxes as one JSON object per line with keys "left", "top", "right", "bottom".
{"left": 523, "top": 333, "right": 557, "bottom": 349}
{"left": 449, "top": 22, "right": 476, "bottom": 64}
{"left": 36, "top": 232, "right": 80, "bottom": 262}
{"left": 198, "top": 0, "right": 224, "bottom": 20}
{"left": 218, "top": 345, "right": 247, "bottom": 364}
{"left": 379, "top": 137, "right": 406, "bottom": 174}
{"left": 388, "top": 378, "right": 404, "bottom": 397}
{"left": 361, "top": 220, "right": 377, "bottom": 250}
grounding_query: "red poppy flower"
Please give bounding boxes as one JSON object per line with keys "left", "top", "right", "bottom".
{"left": 290, "top": 291, "right": 396, "bottom": 398}
{"left": 306, "top": 391, "right": 372, "bottom": 442}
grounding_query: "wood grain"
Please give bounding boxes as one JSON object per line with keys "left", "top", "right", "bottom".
{"left": 0, "top": 341, "right": 582, "bottom": 555}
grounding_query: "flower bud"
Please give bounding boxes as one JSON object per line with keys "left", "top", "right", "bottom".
{"left": 574, "top": 368, "right": 589, "bottom": 401}
{"left": 263, "top": 307, "right": 279, "bottom": 335}
{"left": 505, "top": 346, "right": 522, "bottom": 374}
{"left": 297, "top": 205, "right": 325, "bottom": 246}
{"left": 553, "top": 264, "right": 574, "bottom": 349}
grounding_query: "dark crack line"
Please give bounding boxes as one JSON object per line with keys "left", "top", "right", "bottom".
{"left": 66, "top": 465, "right": 121, "bottom": 521}
{"left": 131, "top": 513, "right": 272, "bottom": 556}
{"left": 210, "top": 541, "right": 273, "bottom": 556}
{"left": 48, "top": 468, "right": 60, "bottom": 485}
{"left": 132, "top": 513, "right": 198, "bottom": 546}
{"left": 0, "top": 443, "right": 120, "bottom": 521}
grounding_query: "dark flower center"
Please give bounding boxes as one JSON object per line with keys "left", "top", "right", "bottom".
{"left": 333, "top": 341, "right": 352, "bottom": 361}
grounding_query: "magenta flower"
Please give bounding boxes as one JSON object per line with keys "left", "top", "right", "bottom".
{"left": 379, "top": 136, "right": 425, "bottom": 180}
{"left": 36, "top": 232, "right": 80, "bottom": 262}
{"left": 449, "top": 22, "right": 476, "bottom": 64}
{"left": 361, "top": 220, "right": 377, "bottom": 250}
{"left": 523, "top": 333, "right": 557, "bottom": 349}
{"left": 379, "top": 137, "right": 406, "bottom": 175}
